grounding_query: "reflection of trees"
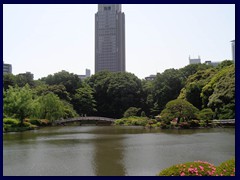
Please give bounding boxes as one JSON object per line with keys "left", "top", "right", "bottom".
{"left": 93, "top": 136, "right": 126, "bottom": 176}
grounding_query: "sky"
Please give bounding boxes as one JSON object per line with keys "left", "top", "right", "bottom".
{"left": 3, "top": 4, "right": 235, "bottom": 80}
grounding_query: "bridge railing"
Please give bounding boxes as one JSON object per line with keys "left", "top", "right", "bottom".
{"left": 212, "top": 119, "right": 235, "bottom": 124}
{"left": 54, "top": 116, "right": 116, "bottom": 124}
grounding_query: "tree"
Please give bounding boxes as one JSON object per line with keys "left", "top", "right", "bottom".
{"left": 160, "top": 99, "right": 199, "bottom": 123}
{"left": 41, "top": 70, "right": 82, "bottom": 95}
{"left": 32, "top": 93, "right": 67, "bottom": 122}
{"left": 3, "top": 85, "right": 34, "bottom": 125}
{"left": 123, "top": 107, "right": 141, "bottom": 118}
{"left": 178, "top": 68, "right": 216, "bottom": 109}
{"left": 201, "top": 65, "right": 235, "bottom": 119}
{"left": 33, "top": 84, "right": 71, "bottom": 102}
{"left": 197, "top": 108, "right": 214, "bottom": 120}
{"left": 3, "top": 73, "right": 16, "bottom": 90}
{"left": 88, "top": 71, "right": 143, "bottom": 118}
{"left": 72, "top": 83, "right": 97, "bottom": 116}
{"left": 15, "top": 72, "right": 35, "bottom": 87}
{"left": 152, "top": 69, "right": 183, "bottom": 112}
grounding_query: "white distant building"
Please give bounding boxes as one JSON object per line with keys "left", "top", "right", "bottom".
{"left": 231, "top": 40, "right": 235, "bottom": 63}
{"left": 189, "top": 56, "right": 201, "bottom": 64}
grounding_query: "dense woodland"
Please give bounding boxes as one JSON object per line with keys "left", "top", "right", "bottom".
{"left": 3, "top": 60, "right": 235, "bottom": 129}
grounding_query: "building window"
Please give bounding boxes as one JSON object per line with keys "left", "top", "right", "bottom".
{"left": 104, "top": 6, "right": 111, "bottom": 11}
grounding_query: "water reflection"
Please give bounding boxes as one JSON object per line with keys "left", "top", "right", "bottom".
{"left": 93, "top": 135, "right": 126, "bottom": 176}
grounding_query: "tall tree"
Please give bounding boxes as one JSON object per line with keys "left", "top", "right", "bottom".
{"left": 3, "top": 85, "right": 34, "bottom": 125}
{"left": 72, "top": 83, "right": 97, "bottom": 116}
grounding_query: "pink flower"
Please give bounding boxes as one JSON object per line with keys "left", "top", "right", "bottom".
{"left": 180, "top": 172, "right": 185, "bottom": 176}
{"left": 199, "top": 165, "right": 204, "bottom": 171}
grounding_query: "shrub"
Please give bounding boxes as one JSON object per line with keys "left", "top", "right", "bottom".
{"left": 158, "top": 161, "right": 217, "bottom": 176}
{"left": 189, "top": 120, "right": 200, "bottom": 128}
{"left": 40, "top": 119, "right": 50, "bottom": 126}
{"left": 214, "top": 159, "right": 235, "bottom": 176}
{"left": 179, "top": 122, "right": 190, "bottom": 129}
{"left": 3, "top": 118, "right": 20, "bottom": 127}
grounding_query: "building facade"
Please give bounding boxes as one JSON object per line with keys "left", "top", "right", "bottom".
{"left": 189, "top": 56, "right": 201, "bottom": 65}
{"left": 78, "top": 69, "right": 91, "bottom": 80}
{"left": 95, "top": 4, "right": 125, "bottom": 73}
{"left": 3, "top": 62, "right": 12, "bottom": 74}
{"left": 231, "top": 40, "right": 235, "bottom": 63}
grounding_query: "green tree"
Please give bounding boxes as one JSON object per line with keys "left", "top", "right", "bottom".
{"left": 201, "top": 65, "right": 235, "bottom": 119}
{"left": 160, "top": 99, "right": 199, "bottom": 123}
{"left": 3, "top": 73, "right": 16, "bottom": 90}
{"left": 72, "top": 83, "right": 97, "bottom": 116}
{"left": 15, "top": 72, "right": 34, "bottom": 87}
{"left": 32, "top": 93, "right": 67, "bottom": 122}
{"left": 197, "top": 108, "right": 214, "bottom": 120}
{"left": 41, "top": 70, "right": 82, "bottom": 95}
{"left": 33, "top": 84, "right": 71, "bottom": 102}
{"left": 3, "top": 85, "right": 34, "bottom": 125}
{"left": 152, "top": 69, "right": 183, "bottom": 112}
{"left": 88, "top": 71, "right": 143, "bottom": 118}
{"left": 178, "top": 68, "right": 216, "bottom": 109}
{"left": 123, "top": 107, "right": 141, "bottom": 118}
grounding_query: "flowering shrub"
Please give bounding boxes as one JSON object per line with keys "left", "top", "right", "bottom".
{"left": 214, "top": 159, "right": 235, "bottom": 176}
{"left": 158, "top": 159, "right": 235, "bottom": 176}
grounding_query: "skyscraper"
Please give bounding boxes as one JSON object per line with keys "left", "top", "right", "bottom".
{"left": 95, "top": 4, "right": 125, "bottom": 73}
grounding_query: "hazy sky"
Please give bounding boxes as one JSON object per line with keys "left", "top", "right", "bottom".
{"left": 3, "top": 4, "right": 235, "bottom": 80}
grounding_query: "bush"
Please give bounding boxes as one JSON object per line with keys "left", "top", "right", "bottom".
{"left": 158, "top": 159, "right": 235, "bottom": 176}
{"left": 214, "top": 159, "right": 235, "bottom": 176}
{"left": 3, "top": 118, "right": 20, "bottom": 127}
{"left": 189, "top": 120, "right": 200, "bottom": 128}
{"left": 179, "top": 122, "right": 190, "bottom": 129}
{"left": 29, "top": 119, "right": 42, "bottom": 126}
{"left": 158, "top": 161, "right": 217, "bottom": 176}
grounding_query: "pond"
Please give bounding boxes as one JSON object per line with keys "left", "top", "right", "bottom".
{"left": 3, "top": 126, "right": 235, "bottom": 176}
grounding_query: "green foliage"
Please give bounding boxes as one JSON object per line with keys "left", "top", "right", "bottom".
{"left": 3, "top": 73, "right": 16, "bottom": 90}
{"left": 72, "top": 83, "right": 97, "bottom": 116}
{"left": 178, "top": 68, "right": 216, "bottom": 109}
{"left": 31, "top": 93, "right": 67, "bottom": 122}
{"left": 214, "top": 159, "right": 235, "bottom": 176}
{"left": 41, "top": 70, "right": 82, "bottom": 95}
{"left": 4, "top": 85, "right": 34, "bottom": 124}
{"left": 15, "top": 73, "right": 34, "bottom": 87}
{"left": 3, "top": 118, "right": 20, "bottom": 127}
{"left": 114, "top": 116, "right": 149, "bottom": 126}
{"left": 152, "top": 69, "right": 183, "bottom": 113}
{"left": 88, "top": 71, "right": 143, "bottom": 118}
{"left": 197, "top": 108, "right": 214, "bottom": 120}
{"left": 158, "top": 159, "right": 235, "bottom": 176}
{"left": 216, "top": 60, "right": 233, "bottom": 70}
{"left": 123, "top": 107, "right": 141, "bottom": 118}
{"left": 160, "top": 99, "right": 199, "bottom": 123}
{"left": 201, "top": 65, "right": 234, "bottom": 108}
{"left": 158, "top": 161, "right": 217, "bottom": 176}
{"left": 34, "top": 84, "right": 71, "bottom": 102}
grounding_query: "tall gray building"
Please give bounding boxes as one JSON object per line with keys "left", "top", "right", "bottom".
{"left": 95, "top": 4, "right": 125, "bottom": 73}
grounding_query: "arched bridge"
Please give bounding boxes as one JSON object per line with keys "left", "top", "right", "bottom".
{"left": 53, "top": 116, "right": 116, "bottom": 125}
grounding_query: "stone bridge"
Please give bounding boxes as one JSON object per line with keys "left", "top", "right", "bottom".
{"left": 53, "top": 116, "right": 116, "bottom": 125}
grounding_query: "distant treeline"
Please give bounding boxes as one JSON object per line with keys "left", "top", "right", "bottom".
{"left": 3, "top": 60, "right": 235, "bottom": 124}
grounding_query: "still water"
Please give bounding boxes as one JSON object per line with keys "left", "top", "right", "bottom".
{"left": 3, "top": 126, "right": 235, "bottom": 176}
